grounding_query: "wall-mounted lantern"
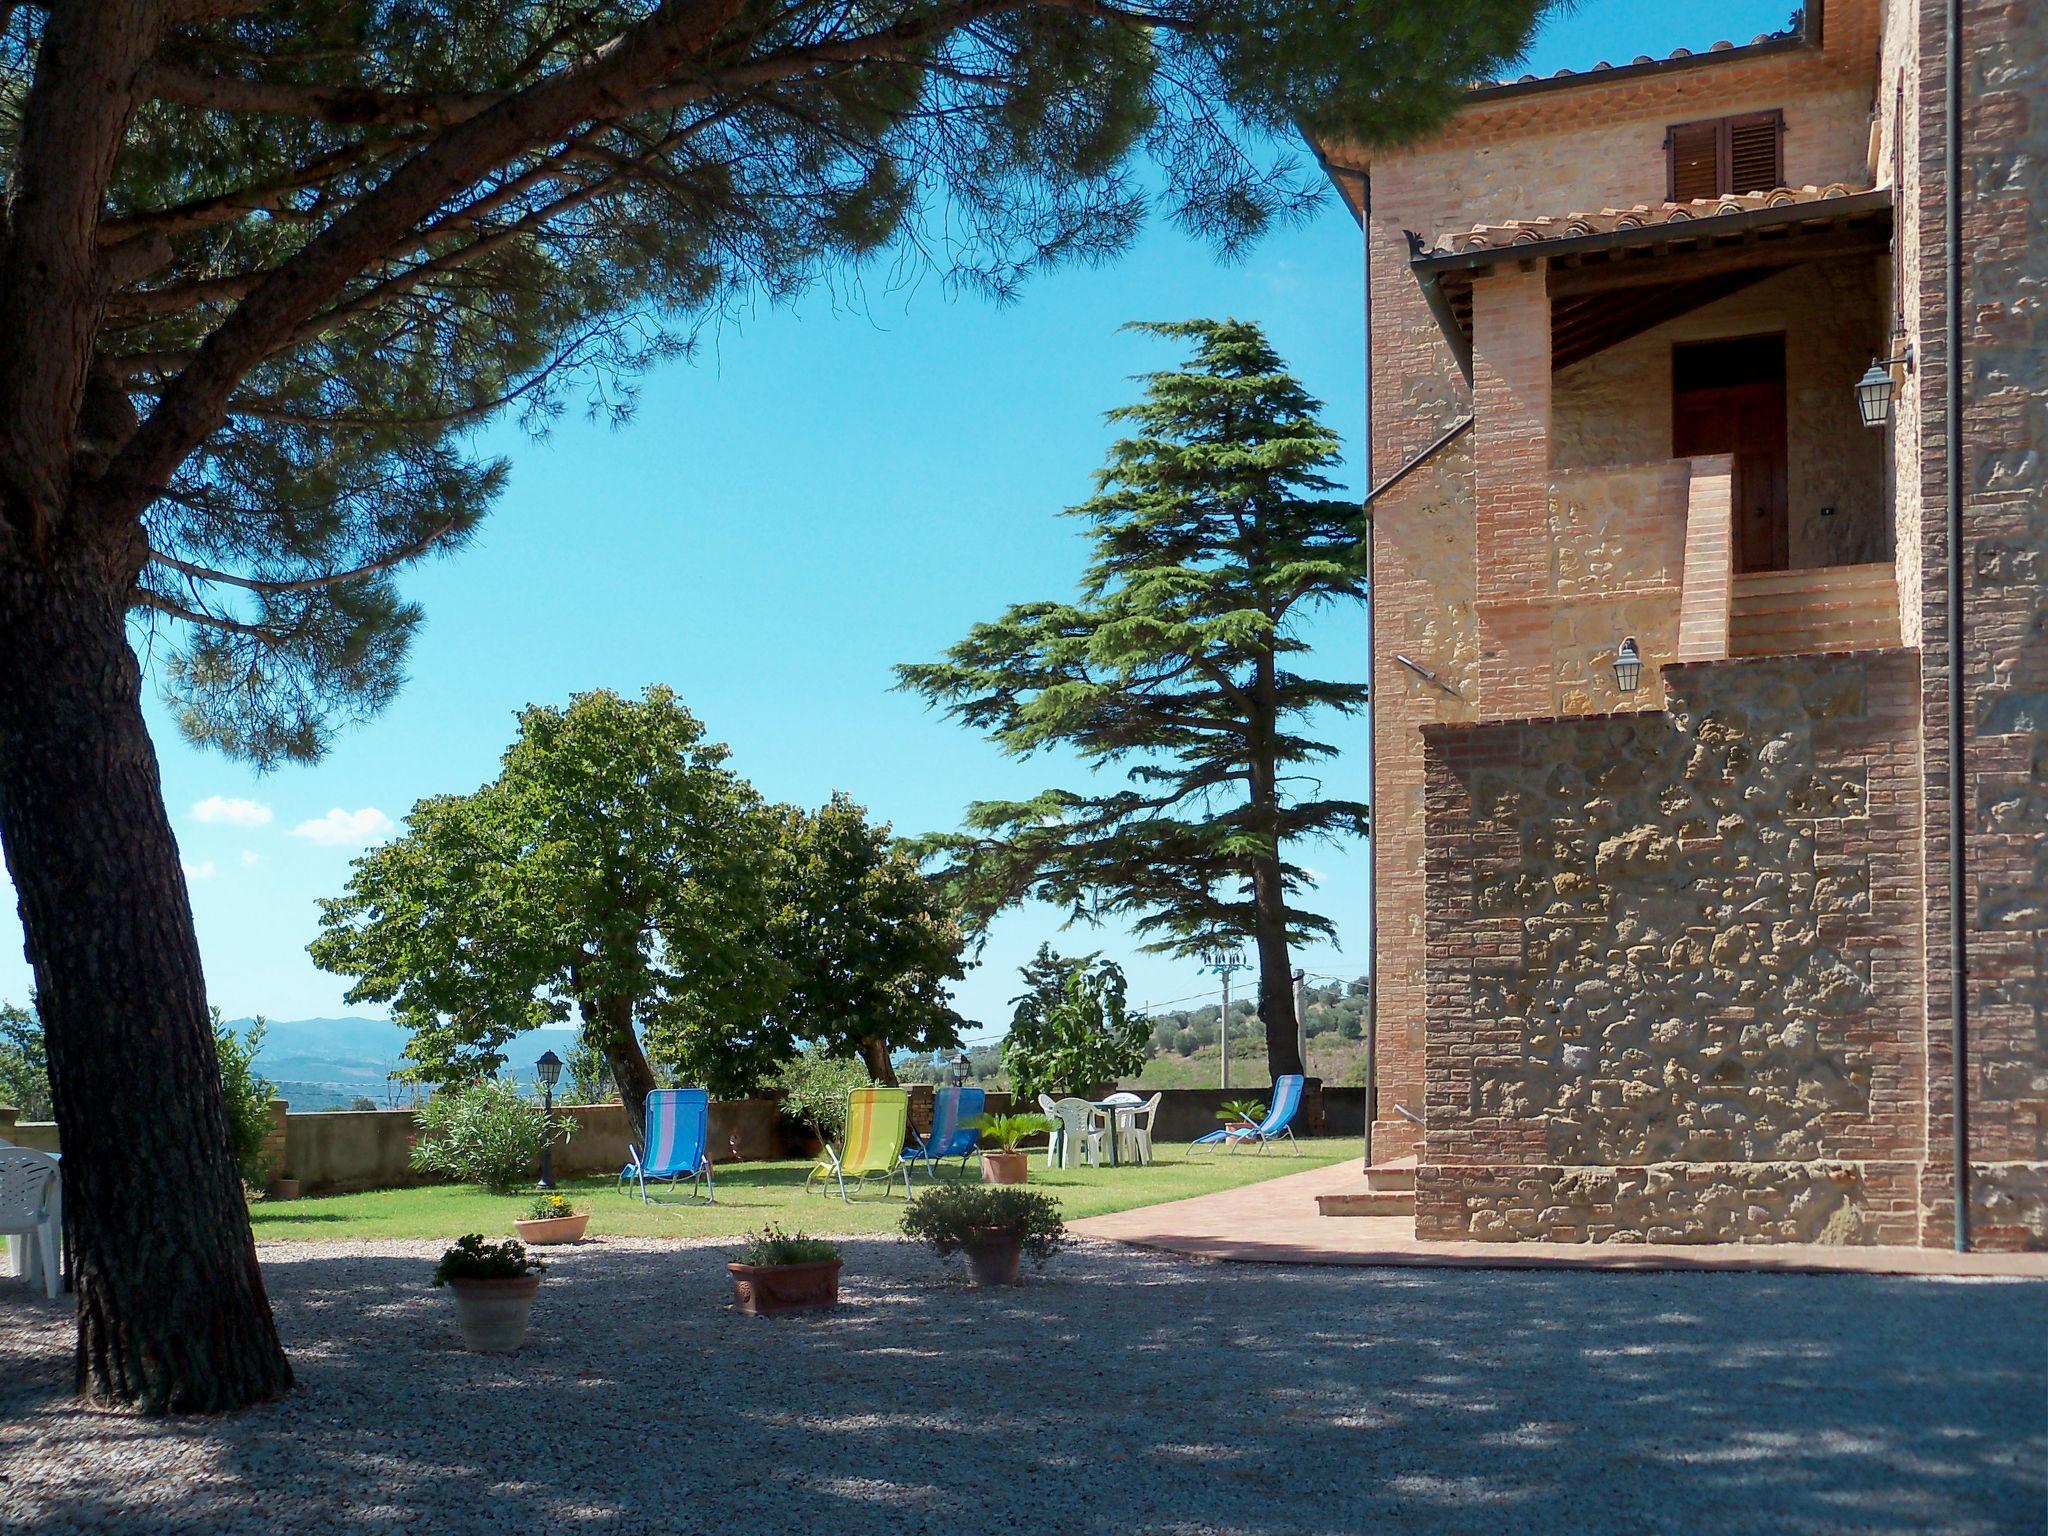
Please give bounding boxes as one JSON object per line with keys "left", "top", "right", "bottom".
{"left": 1612, "top": 636, "right": 1643, "bottom": 694}
{"left": 1857, "top": 344, "right": 1916, "bottom": 429}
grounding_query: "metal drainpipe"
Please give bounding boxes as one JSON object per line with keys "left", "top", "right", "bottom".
{"left": 1360, "top": 171, "right": 1377, "bottom": 1174}
{"left": 1944, "top": 0, "right": 1970, "bottom": 1252}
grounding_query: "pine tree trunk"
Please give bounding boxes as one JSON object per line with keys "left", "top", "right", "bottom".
{"left": 583, "top": 994, "right": 657, "bottom": 1145}
{"left": 1248, "top": 859, "right": 1303, "bottom": 1079}
{"left": 0, "top": 553, "right": 291, "bottom": 1413}
{"left": 1246, "top": 651, "right": 1304, "bottom": 1080}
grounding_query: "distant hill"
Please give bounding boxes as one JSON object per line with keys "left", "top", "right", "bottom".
{"left": 224, "top": 1015, "right": 579, "bottom": 1110}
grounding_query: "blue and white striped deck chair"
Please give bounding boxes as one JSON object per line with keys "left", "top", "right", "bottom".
{"left": 1191, "top": 1073, "right": 1304, "bottom": 1154}
{"left": 902, "top": 1086, "right": 985, "bottom": 1178}
{"left": 620, "top": 1087, "right": 714, "bottom": 1201}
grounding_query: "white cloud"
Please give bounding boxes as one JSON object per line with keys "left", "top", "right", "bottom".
{"left": 290, "top": 807, "right": 395, "bottom": 847}
{"left": 182, "top": 859, "right": 218, "bottom": 881}
{"left": 191, "top": 794, "right": 273, "bottom": 827}
{"left": 239, "top": 849, "right": 263, "bottom": 869}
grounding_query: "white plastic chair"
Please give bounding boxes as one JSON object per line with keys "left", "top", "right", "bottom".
{"left": 1121, "top": 1092, "right": 1164, "bottom": 1166}
{"left": 1038, "top": 1094, "right": 1063, "bottom": 1167}
{"left": 0, "top": 1148, "right": 61, "bottom": 1299}
{"left": 1050, "top": 1098, "right": 1105, "bottom": 1170}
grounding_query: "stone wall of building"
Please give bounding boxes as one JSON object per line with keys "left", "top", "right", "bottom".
{"left": 1907, "top": 0, "right": 2048, "bottom": 1252}
{"left": 1417, "top": 650, "right": 1928, "bottom": 1243}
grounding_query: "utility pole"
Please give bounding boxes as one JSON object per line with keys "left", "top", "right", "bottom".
{"left": 1293, "top": 968, "right": 1307, "bottom": 1076}
{"left": 1201, "top": 949, "right": 1248, "bottom": 1091}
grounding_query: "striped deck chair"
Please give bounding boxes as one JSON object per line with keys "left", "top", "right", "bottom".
{"left": 806, "top": 1087, "right": 913, "bottom": 1202}
{"left": 1191, "top": 1073, "right": 1304, "bottom": 1154}
{"left": 902, "top": 1086, "right": 985, "bottom": 1178}
{"left": 619, "top": 1087, "right": 715, "bottom": 1202}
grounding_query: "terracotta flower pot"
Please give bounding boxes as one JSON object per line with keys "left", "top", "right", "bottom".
{"left": 981, "top": 1149, "right": 1028, "bottom": 1185}
{"left": 513, "top": 1213, "right": 589, "bottom": 1245}
{"left": 267, "top": 1177, "right": 301, "bottom": 1201}
{"left": 728, "top": 1258, "right": 842, "bottom": 1316}
{"left": 447, "top": 1275, "right": 541, "bottom": 1352}
{"left": 964, "top": 1232, "right": 1023, "bottom": 1287}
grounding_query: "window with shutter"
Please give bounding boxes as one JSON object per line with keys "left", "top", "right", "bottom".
{"left": 1668, "top": 120, "right": 1722, "bottom": 201}
{"left": 1727, "top": 112, "right": 1784, "bottom": 194}
{"left": 1665, "top": 110, "right": 1786, "bottom": 201}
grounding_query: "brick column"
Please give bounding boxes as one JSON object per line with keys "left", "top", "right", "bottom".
{"left": 1675, "top": 455, "right": 1736, "bottom": 662}
{"left": 1470, "top": 262, "right": 1554, "bottom": 719}
{"left": 264, "top": 1098, "right": 290, "bottom": 1182}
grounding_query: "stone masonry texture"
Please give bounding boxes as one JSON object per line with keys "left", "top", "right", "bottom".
{"left": 1418, "top": 652, "right": 1927, "bottom": 1244}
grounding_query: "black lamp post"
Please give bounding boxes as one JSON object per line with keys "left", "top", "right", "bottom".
{"left": 535, "top": 1049, "right": 563, "bottom": 1189}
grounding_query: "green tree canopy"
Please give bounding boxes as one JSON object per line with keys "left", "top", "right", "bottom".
{"left": 1001, "top": 948, "right": 1146, "bottom": 1100}
{"left": 309, "top": 686, "right": 784, "bottom": 1137}
{"left": 0, "top": 1001, "right": 52, "bottom": 1121}
{"left": 899, "top": 319, "right": 1368, "bottom": 1077}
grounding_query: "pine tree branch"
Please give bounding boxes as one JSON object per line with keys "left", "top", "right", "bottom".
{"left": 149, "top": 519, "right": 458, "bottom": 596}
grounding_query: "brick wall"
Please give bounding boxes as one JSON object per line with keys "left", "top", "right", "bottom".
{"left": 1907, "top": 0, "right": 2048, "bottom": 1252}
{"left": 1417, "top": 651, "right": 1929, "bottom": 1244}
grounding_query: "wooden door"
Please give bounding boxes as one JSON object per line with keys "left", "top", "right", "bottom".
{"left": 1673, "top": 338, "right": 1790, "bottom": 573}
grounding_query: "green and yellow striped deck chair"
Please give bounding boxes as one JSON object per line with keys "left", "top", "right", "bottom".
{"left": 805, "top": 1087, "right": 913, "bottom": 1202}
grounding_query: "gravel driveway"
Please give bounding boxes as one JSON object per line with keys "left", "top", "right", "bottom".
{"left": 2, "top": 1238, "right": 2041, "bottom": 1535}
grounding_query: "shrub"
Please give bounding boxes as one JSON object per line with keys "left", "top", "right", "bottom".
{"left": 1217, "top": 1098, "right": 1266, "bottom": 1126}
{"left": 774, "top": 1049, "right": 870, "bottom": 1143}
{"left": 901, "top": 1184, "right": 1067, "bottom": 1268}
{"left": 732, "top": 1223, "right": 840, "bottom": 1267}
{"left": 213, "top": 1013, "right": 277, "bottom": 1186}
{"left": 431, "top": 1234, "right": 545, "bottom": 1285}
{"left": 526, "top": 1192, "right": 578, "bottom": 1221}
{"left": 410, "top": 1078, "right": 558, "bottom": 1194}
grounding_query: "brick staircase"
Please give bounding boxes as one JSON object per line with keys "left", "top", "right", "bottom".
{"left": 1314, "top": 1154, "right": 1416, "bottom": 1218}
{"left": 1727, "top": 562, "right": 1900, "bottom": 657}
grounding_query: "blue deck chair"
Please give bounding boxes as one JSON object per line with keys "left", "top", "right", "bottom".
{"left": 1191, "top": 1073, "right": 1304, "bottom": 1154}
{"left": 902, "top": 1086, "right": 985, "bottom": 1177}
{"left": 620, "top": 1087, "right": 715, "bottom": 1201}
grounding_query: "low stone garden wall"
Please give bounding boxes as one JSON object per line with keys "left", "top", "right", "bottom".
{"left": 2, "top": 1081, "right": 1363, "bottom": 1196}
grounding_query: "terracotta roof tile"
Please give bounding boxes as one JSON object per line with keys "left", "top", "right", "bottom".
{"left": 1419, "top": 184, "right": 1874, "bottom": 258}
{"left": 1472, "top": 34, "right": 1795, "bottom": 91}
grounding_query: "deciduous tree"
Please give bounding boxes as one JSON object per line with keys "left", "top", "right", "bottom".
{"left": 0, "top": 0, "right": 1544, "bottom": 1411}
{"left": 310, "top": 688, "right": 784, "bottom": 1141}
{"left": 900, "top": 320, "right": 1368, "bottom": 1078}
{"left": 1000, "top": 947, "right": 1146, "bottom": 1100}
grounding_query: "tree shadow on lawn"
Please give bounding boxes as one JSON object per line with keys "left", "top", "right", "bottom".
{"left": 2, "top": 1246, "right": 2041, "bottom": 1536}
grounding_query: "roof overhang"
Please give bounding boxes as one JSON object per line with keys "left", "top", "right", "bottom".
{"left": 1410, "top": 188, "right": 1894, "bottom": 375}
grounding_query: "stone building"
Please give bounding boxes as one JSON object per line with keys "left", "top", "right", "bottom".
{"left": 1311, "top": 0, "right": 2046, "bottom": 1248}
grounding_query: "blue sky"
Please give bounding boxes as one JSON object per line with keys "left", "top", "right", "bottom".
{"left": 1, "top": 1, "right": 1791, "bottom": 1047}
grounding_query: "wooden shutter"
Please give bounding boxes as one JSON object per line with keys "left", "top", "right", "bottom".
{"left": 1666, "top": 110, "right": 1787, "bottom": 201}
{"left": 1667, "top": 119, "right": 1722, "bottom": 201}
{"left": 1727, "top": 111, "right": 1785, "bottom": 193}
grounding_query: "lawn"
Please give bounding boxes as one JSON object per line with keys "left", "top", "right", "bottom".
{"left": 249, "top": 1138, "right": 1358, "bottom": 1242}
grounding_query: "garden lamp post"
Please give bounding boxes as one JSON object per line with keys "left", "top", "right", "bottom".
{"left": 535, "top": 1049, "right": 563, "bottom": 1190}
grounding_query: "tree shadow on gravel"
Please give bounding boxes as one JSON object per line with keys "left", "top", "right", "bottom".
{"left": 1, "top": 1242, "right": 2042, "bottom": 1536}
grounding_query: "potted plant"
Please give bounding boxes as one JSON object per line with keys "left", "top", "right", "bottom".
{"left": 432, "top": 1234, "right": 546, "bottom": 1352}
{"left": 727, "top": 1224, "right": 843, "bottom": 1315}
{"left": 267, "top": 1176, "right": 301, "bottom": 1201}
{"left": 902, "top": 1184, "right": 1067, "bottom": 1287}
{"left": 969, "top": 1111, "right": 1051, "bottom": 1185}
{"left": 1216, "top": 1098, "right": 1266, "bottom": 1134}
{"left": 514, "top": 1192, "right": 589, "bottom": 1245}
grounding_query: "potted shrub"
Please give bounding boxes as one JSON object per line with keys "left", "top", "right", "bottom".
{"left": 969, "top": 1111, "right": 1051, "bottom": 1185}
{"left": 267, "top": 1176, "right": 302, "bottom": 1201}
{"left": 902, "top": 1184, "right": 1067, "bottom": 1287}
{"left": 514, "top": 1192, "right": 589, "bottom": 1245}
{"left": 727, "top": 1224, "right": 843, "bottom": 1315}
{"left": 432, "top": 1234, "right": 546, "bottom": 1353}
{"left": 1216, "top": 1098, "right": 1266, "bottom": 1135}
